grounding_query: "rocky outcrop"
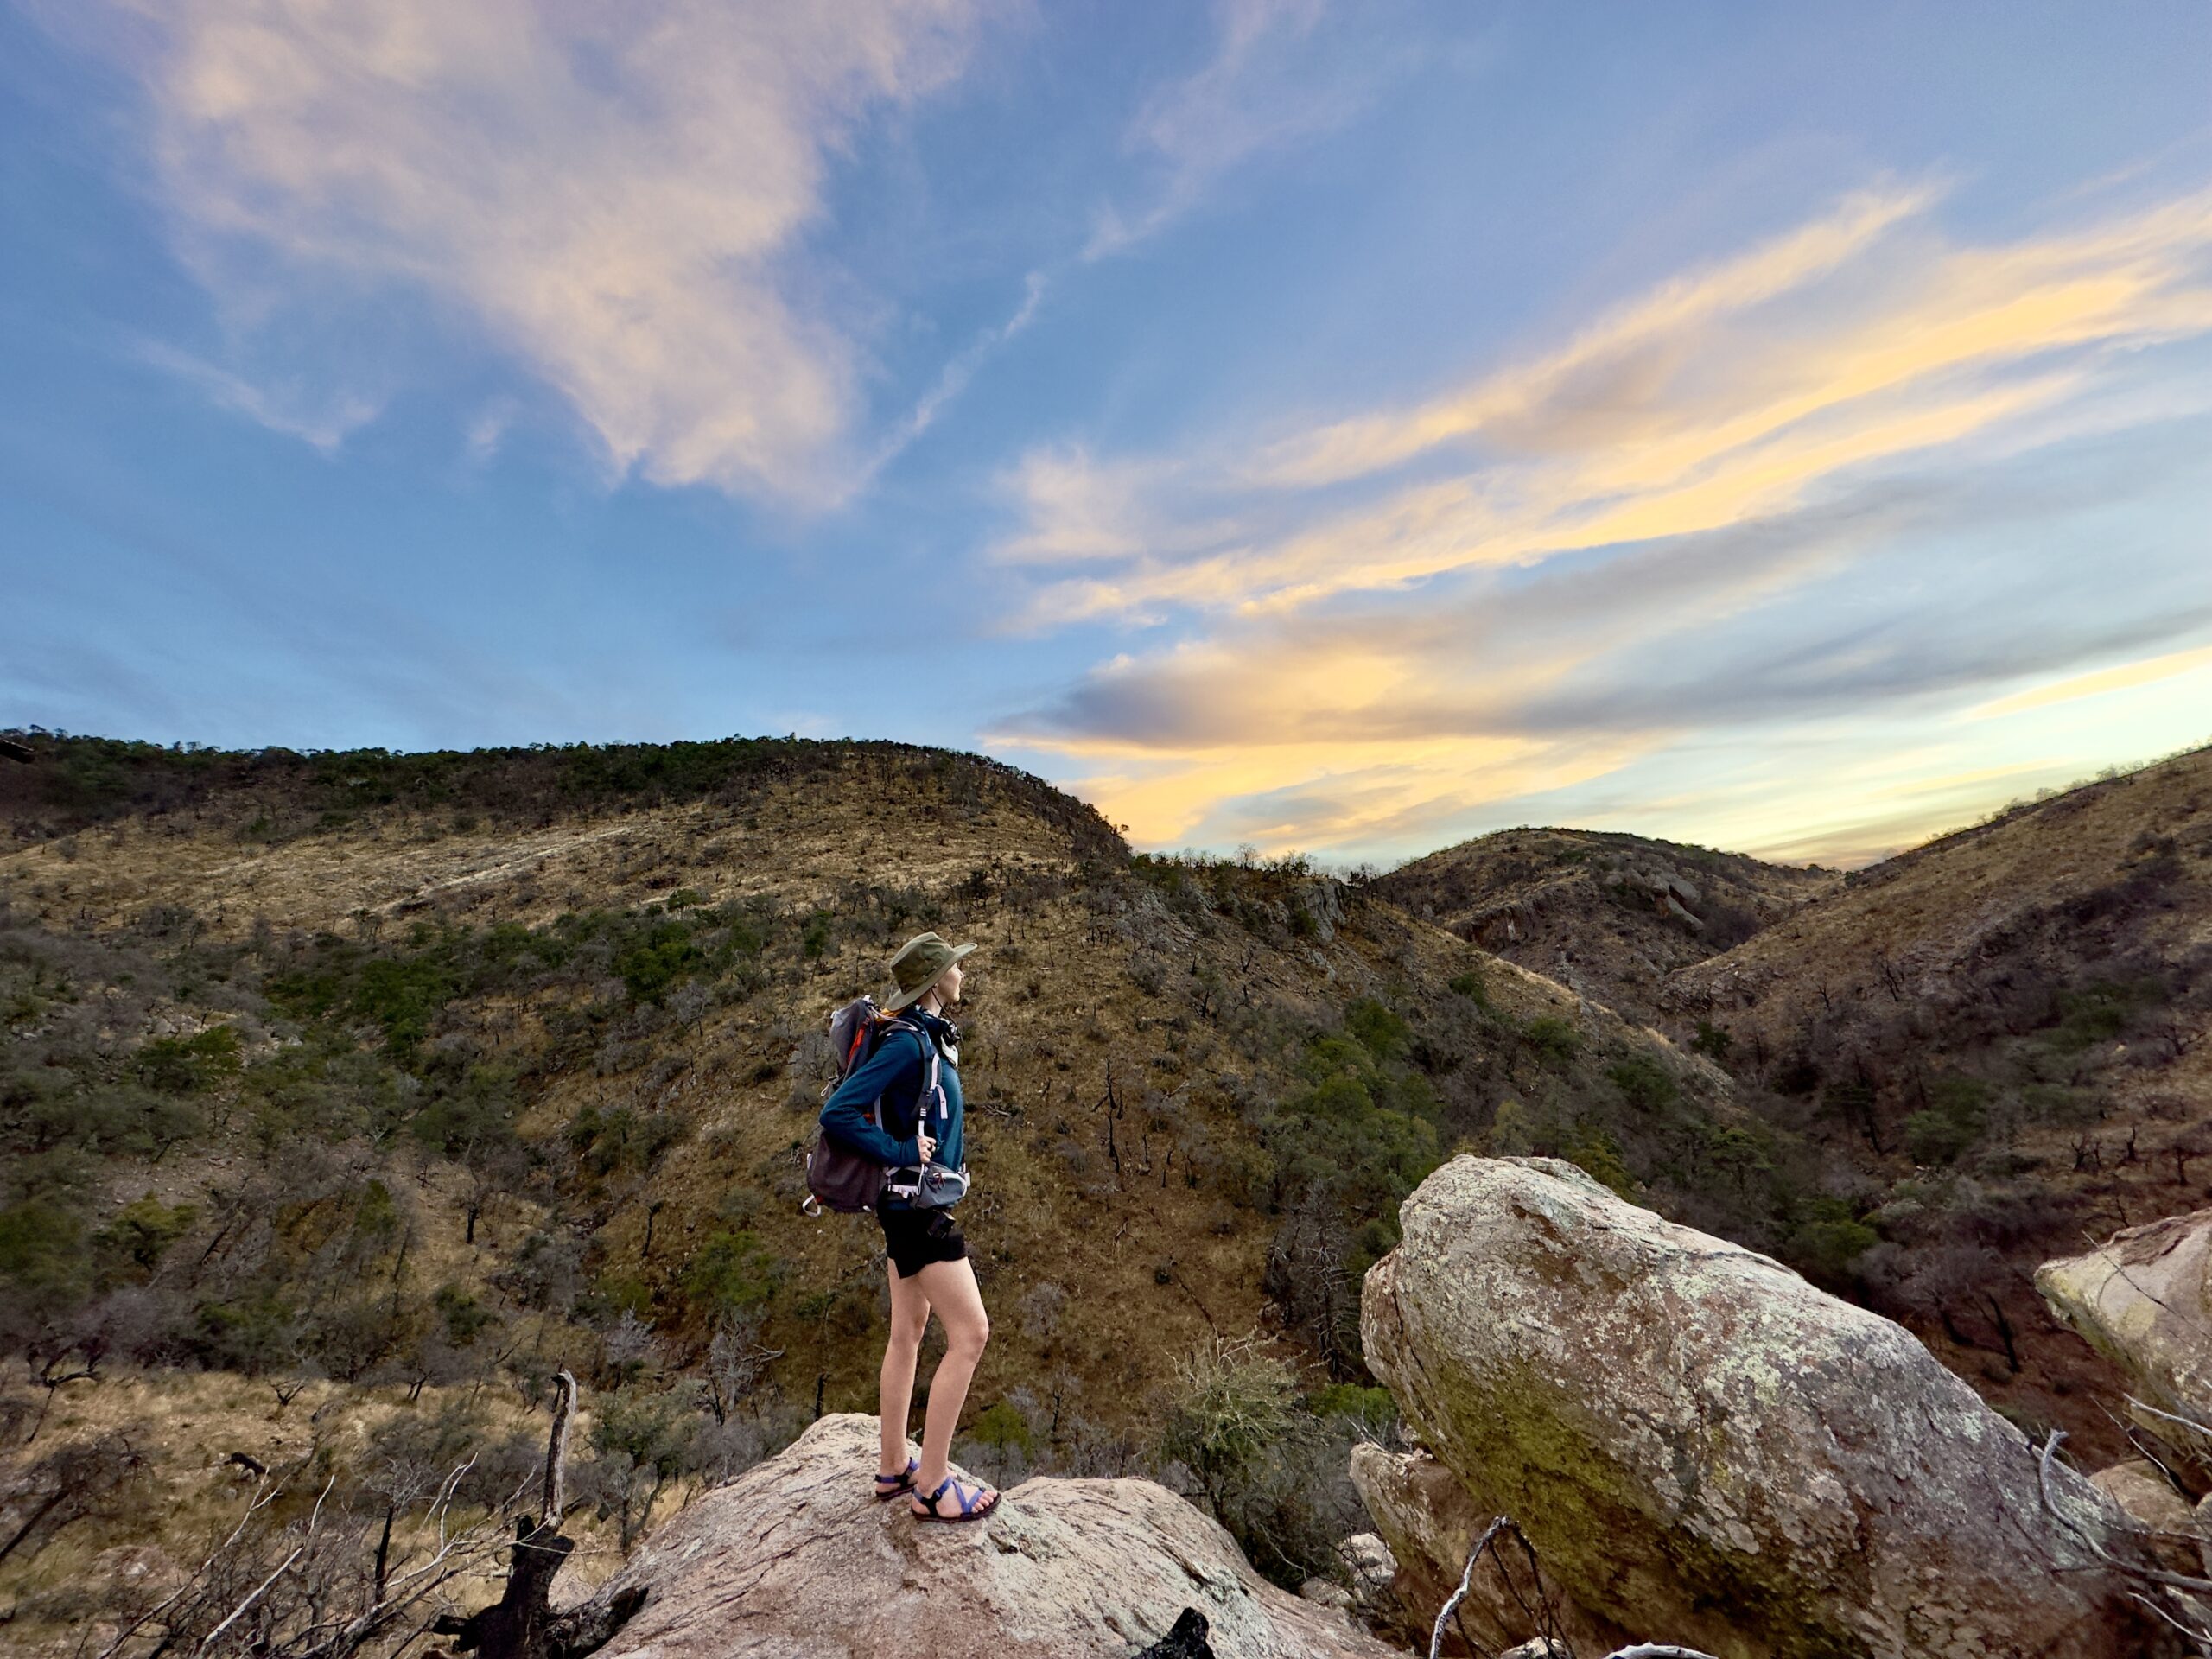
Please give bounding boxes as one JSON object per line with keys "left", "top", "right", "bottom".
{"left": 2037, "top": 1211, "right": 2212, "bottom": 1456}
{"left": 1346, "top": 1442, "right": 1623, "bottom": 1657}
{"left": 1361, "top": 1156, "right": 2158, "bottom": 1659}
{"left": 576, "top": 1413, "right": 1396, "bottom": 1659}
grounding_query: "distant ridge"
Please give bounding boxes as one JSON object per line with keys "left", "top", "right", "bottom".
{"left": 1373, "top": 825, "right": 1839, "bottom": 1026}
{"left": 0, "top": 730, "right": 1127, "bottom": 863}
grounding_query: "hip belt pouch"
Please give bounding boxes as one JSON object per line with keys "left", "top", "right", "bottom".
{"left": 913, "top": 1162, "right": 970, "bottom": 1209}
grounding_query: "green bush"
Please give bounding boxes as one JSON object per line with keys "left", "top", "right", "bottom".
{"left": 1488, "top": 1098, "right": 1535, "bottom": 1156}
{"left": 1160, "top": 1335, "right": 1299, "bottom": 1511}
{"left": 1607, "top": 1054, "right": 1679, "bottom": 1113}
{"left": 97, "top": 1193, "right": 197, "bottom": 1275}
{"left": 1446, "top": 969, "right": 1491, "bottom": 1008}
{"left": 135, "top": 1025, "right": 241, "bottom": 1093}
{"left": 0, "top": 1199, "right": 89, "bottom": 1318}
{"left": 1308, "top": 1382, "right": 1395, "bottom": 1430}
{"left": 2044, "top": 977, "right": 2165, "bottom": 1052}
{"left": 1903, "top": 1075, "right": 1989, "bottom": 1165}
{"left": 1523, "top": 1015, "right": 1580, "bottom": 1061}
{"left": 1787, "top": 1198, "right": 1878, "bottom": 1284}
{"left": 971, "top": 1399, "right": 1036, "bottom": 1457}
{"left": 1344, "top": 999, "right": 1408, "bottom": 1060}
{"left": 801, "top": 912, "right": 834, "bottom": 960}
{"left": 1564, "top": 1123, "right": 1637, "bottom": 1197}
{"left": 615, "top": 920, "right": 708, "bottom": 1003}
{"left": 683, "top": 1226, "right": 781, "bottom": 1317}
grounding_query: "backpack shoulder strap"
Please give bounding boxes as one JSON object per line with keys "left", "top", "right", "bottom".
{"left": 887, "top": 1017, "right": 943, "bottom": 1130}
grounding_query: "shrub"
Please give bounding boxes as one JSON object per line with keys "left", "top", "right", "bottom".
{"left": 1903, "top": 1075, "right": 1989, "bottom": 1166}
{"left": 683, "top": 1226, "right": 782, "bottom": 1318}
{"left": 801, "top": 912, "right": 834, "bottom": 960}
{"left": 1564, "top": 1123, "right": 1637, "bottom": 1197}
{"left": 1344, "top": 998, "right": 1408, "bottom": 1060}
{"left": 1446, "top": 968, "right": 1491, "bottom": 1007}
{"left": 135, "top": 1025, "right": 241, "bottom": 1093}
{"left": 1160, "top": 1334, "right": 1299, "bottom": 1515}
{"left": 615, "top": 920, "right": 707, "bottom": 1003}
{"left": 1523, "top": 1016, "right": 1580, "bottom": 1061}
{"left": 1787, "top": 1198, "right": 1879, "bottom": 1285}
{"left": 97, "top": 1193, "right": 197, "bottom": 1276}
{"left": 1607, "top": 1054, "right": 1679, "bottom": 1113}
{"left": 971, "top": 1399, "right": 1036, "bottom": 1458}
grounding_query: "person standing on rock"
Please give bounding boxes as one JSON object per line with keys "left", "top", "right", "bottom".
{"left": 819, "top": 931, "right": 1002, "bottom": 1524}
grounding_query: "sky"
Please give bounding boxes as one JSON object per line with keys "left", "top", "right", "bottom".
{"left": 3, "top": 1, "right": 2209, "bottom": 870}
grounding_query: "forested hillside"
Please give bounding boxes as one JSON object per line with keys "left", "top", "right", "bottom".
{"left": 1664, "top": 745, "right": 2212, "bottom": 1421}
{"left": 0, "top": 732, "right": 1796, "bottom": 1649}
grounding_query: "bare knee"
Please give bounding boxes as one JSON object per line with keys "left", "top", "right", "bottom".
{"left": 886, "top": 1306, "right": 929, "bottom": 1356}
{"left": 948, "top": 1313, "right": 989, "bottom": 1360}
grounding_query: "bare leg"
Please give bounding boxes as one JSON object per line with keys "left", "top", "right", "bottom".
{"left": 910, "top": 1256, "right": 995, "bottom": 1512}
{"left": 879, "top": 1263, "right": 931, "bottom": 1477}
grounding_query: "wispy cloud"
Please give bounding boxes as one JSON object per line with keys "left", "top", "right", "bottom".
{"left": 992, "top": 176, "right": 2212, "bottom": 858}
{"left": 1000, "top": 183, "right": 2212, "bottom": 627}
{"left": 73, "top": 1, "right": 995, "bottom": 504}
{"left": 869, "top": 270, "right": 1047, "bottom": 474}
{"left": 134, "top": 340, "right": 381, "bottom": 453}
{"left": 1967, "top": 640, "right": 2212, "bottom": 721}
{"left": 1086, "top": 0, "right": 1375, "bottom": 259}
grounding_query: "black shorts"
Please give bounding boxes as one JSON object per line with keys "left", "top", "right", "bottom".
{"left": 879, "top": 1205, "right": 967, "bottom": 1279}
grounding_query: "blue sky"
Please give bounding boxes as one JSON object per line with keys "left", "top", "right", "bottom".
{"left": 4, "top": 1, "right": 2209, "bottom": 868}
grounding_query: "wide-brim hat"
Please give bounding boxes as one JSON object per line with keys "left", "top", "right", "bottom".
{"left": 884, "top": 931, "right": 977, "bottom": 1011}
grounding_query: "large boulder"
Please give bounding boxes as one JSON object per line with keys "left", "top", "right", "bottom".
{"left": 1361, "top": 1156, "right": 2159, "bottom": 1659}
{"left": 2037, "top": 1211, "right": 2212, "bottom": 1455}
{"left": 578, "top": 1413, "right": 1396, "bottom": 1658}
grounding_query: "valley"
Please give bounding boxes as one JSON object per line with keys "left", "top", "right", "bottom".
{"left": 3, "top": 730, "right": 2207, "bottom": 1652}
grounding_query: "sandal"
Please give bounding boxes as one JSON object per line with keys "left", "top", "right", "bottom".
{"left": 911, "top": 1473, "right": 1000, "bottom": 1524}
{"left": 874, "top": 1457, "right": 918, "bottom": 1501}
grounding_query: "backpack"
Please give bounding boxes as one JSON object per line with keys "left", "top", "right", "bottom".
{"left": 801, "top": 997, "right": 942, "bottom": 1217}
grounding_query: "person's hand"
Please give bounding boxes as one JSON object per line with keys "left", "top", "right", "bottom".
{"left": 916, "top": 1133, "right": 938, "bottom": 1165}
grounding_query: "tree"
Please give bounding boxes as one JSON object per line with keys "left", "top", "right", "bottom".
{"left": 582, "top": 1384, "right": 698, "bottom": 1553}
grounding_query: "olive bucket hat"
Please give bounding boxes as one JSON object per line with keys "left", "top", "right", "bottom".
{"left": 883, "top": 931, "right": 976, "bottom": 1012}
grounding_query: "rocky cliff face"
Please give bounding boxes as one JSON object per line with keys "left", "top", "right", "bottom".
{"left": 1359, "top": 1156, "right": 2159, "bottom": 1659}
{"left": 572, "top": 1413, "right": 1395, "bottom": 1659}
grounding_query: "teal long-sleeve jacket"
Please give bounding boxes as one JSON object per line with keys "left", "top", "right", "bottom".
{"left": 817, "top": 1009, "right": 963, "bottom": 1206}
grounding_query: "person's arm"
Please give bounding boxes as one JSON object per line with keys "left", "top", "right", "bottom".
{"left": 819, "top": 1031, "right": 925, "bottom": 1166}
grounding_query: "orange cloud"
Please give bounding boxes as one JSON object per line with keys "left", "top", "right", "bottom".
{"left": 1968, "top": 642, "right": 2212, "bottom": 720}
{"left": 997, "top": 184, "right": 2212, "bottom": 627}
{"left": 995, "top": 176, "right": 2212, "bottom": 861}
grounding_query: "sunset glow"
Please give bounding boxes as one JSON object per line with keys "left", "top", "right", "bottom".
{"left": 6, "top": 2, "right": 2207, "bottom": 867}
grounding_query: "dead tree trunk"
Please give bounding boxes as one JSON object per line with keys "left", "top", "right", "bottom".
{"left": 430, "top": 1370, "right": 646, "bottom": 1659}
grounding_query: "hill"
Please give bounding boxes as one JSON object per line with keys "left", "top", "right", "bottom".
{"left": 1372, "top": 826, "right": 1840, "bottom": 1027}
{"left": 0, "top": 731, "right": 1791, "bottom": 1648}
{"left": 1665, "top": 745, "right": 2212, "bottom": 1434}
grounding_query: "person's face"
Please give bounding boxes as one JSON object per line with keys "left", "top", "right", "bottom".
{"left": 933, "top": 960, "right": 964, "bottom": 1007}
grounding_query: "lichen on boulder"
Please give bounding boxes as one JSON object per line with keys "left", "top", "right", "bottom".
{"left": 2037, "top": 1209, "right": 2212, "bottom": 1458}
{"left": 1360, "top": 1155, "right": 2158, "bottom": 1659}
{"left": 1346, "top": 1441, "right": 1623, "bottom": 1656}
